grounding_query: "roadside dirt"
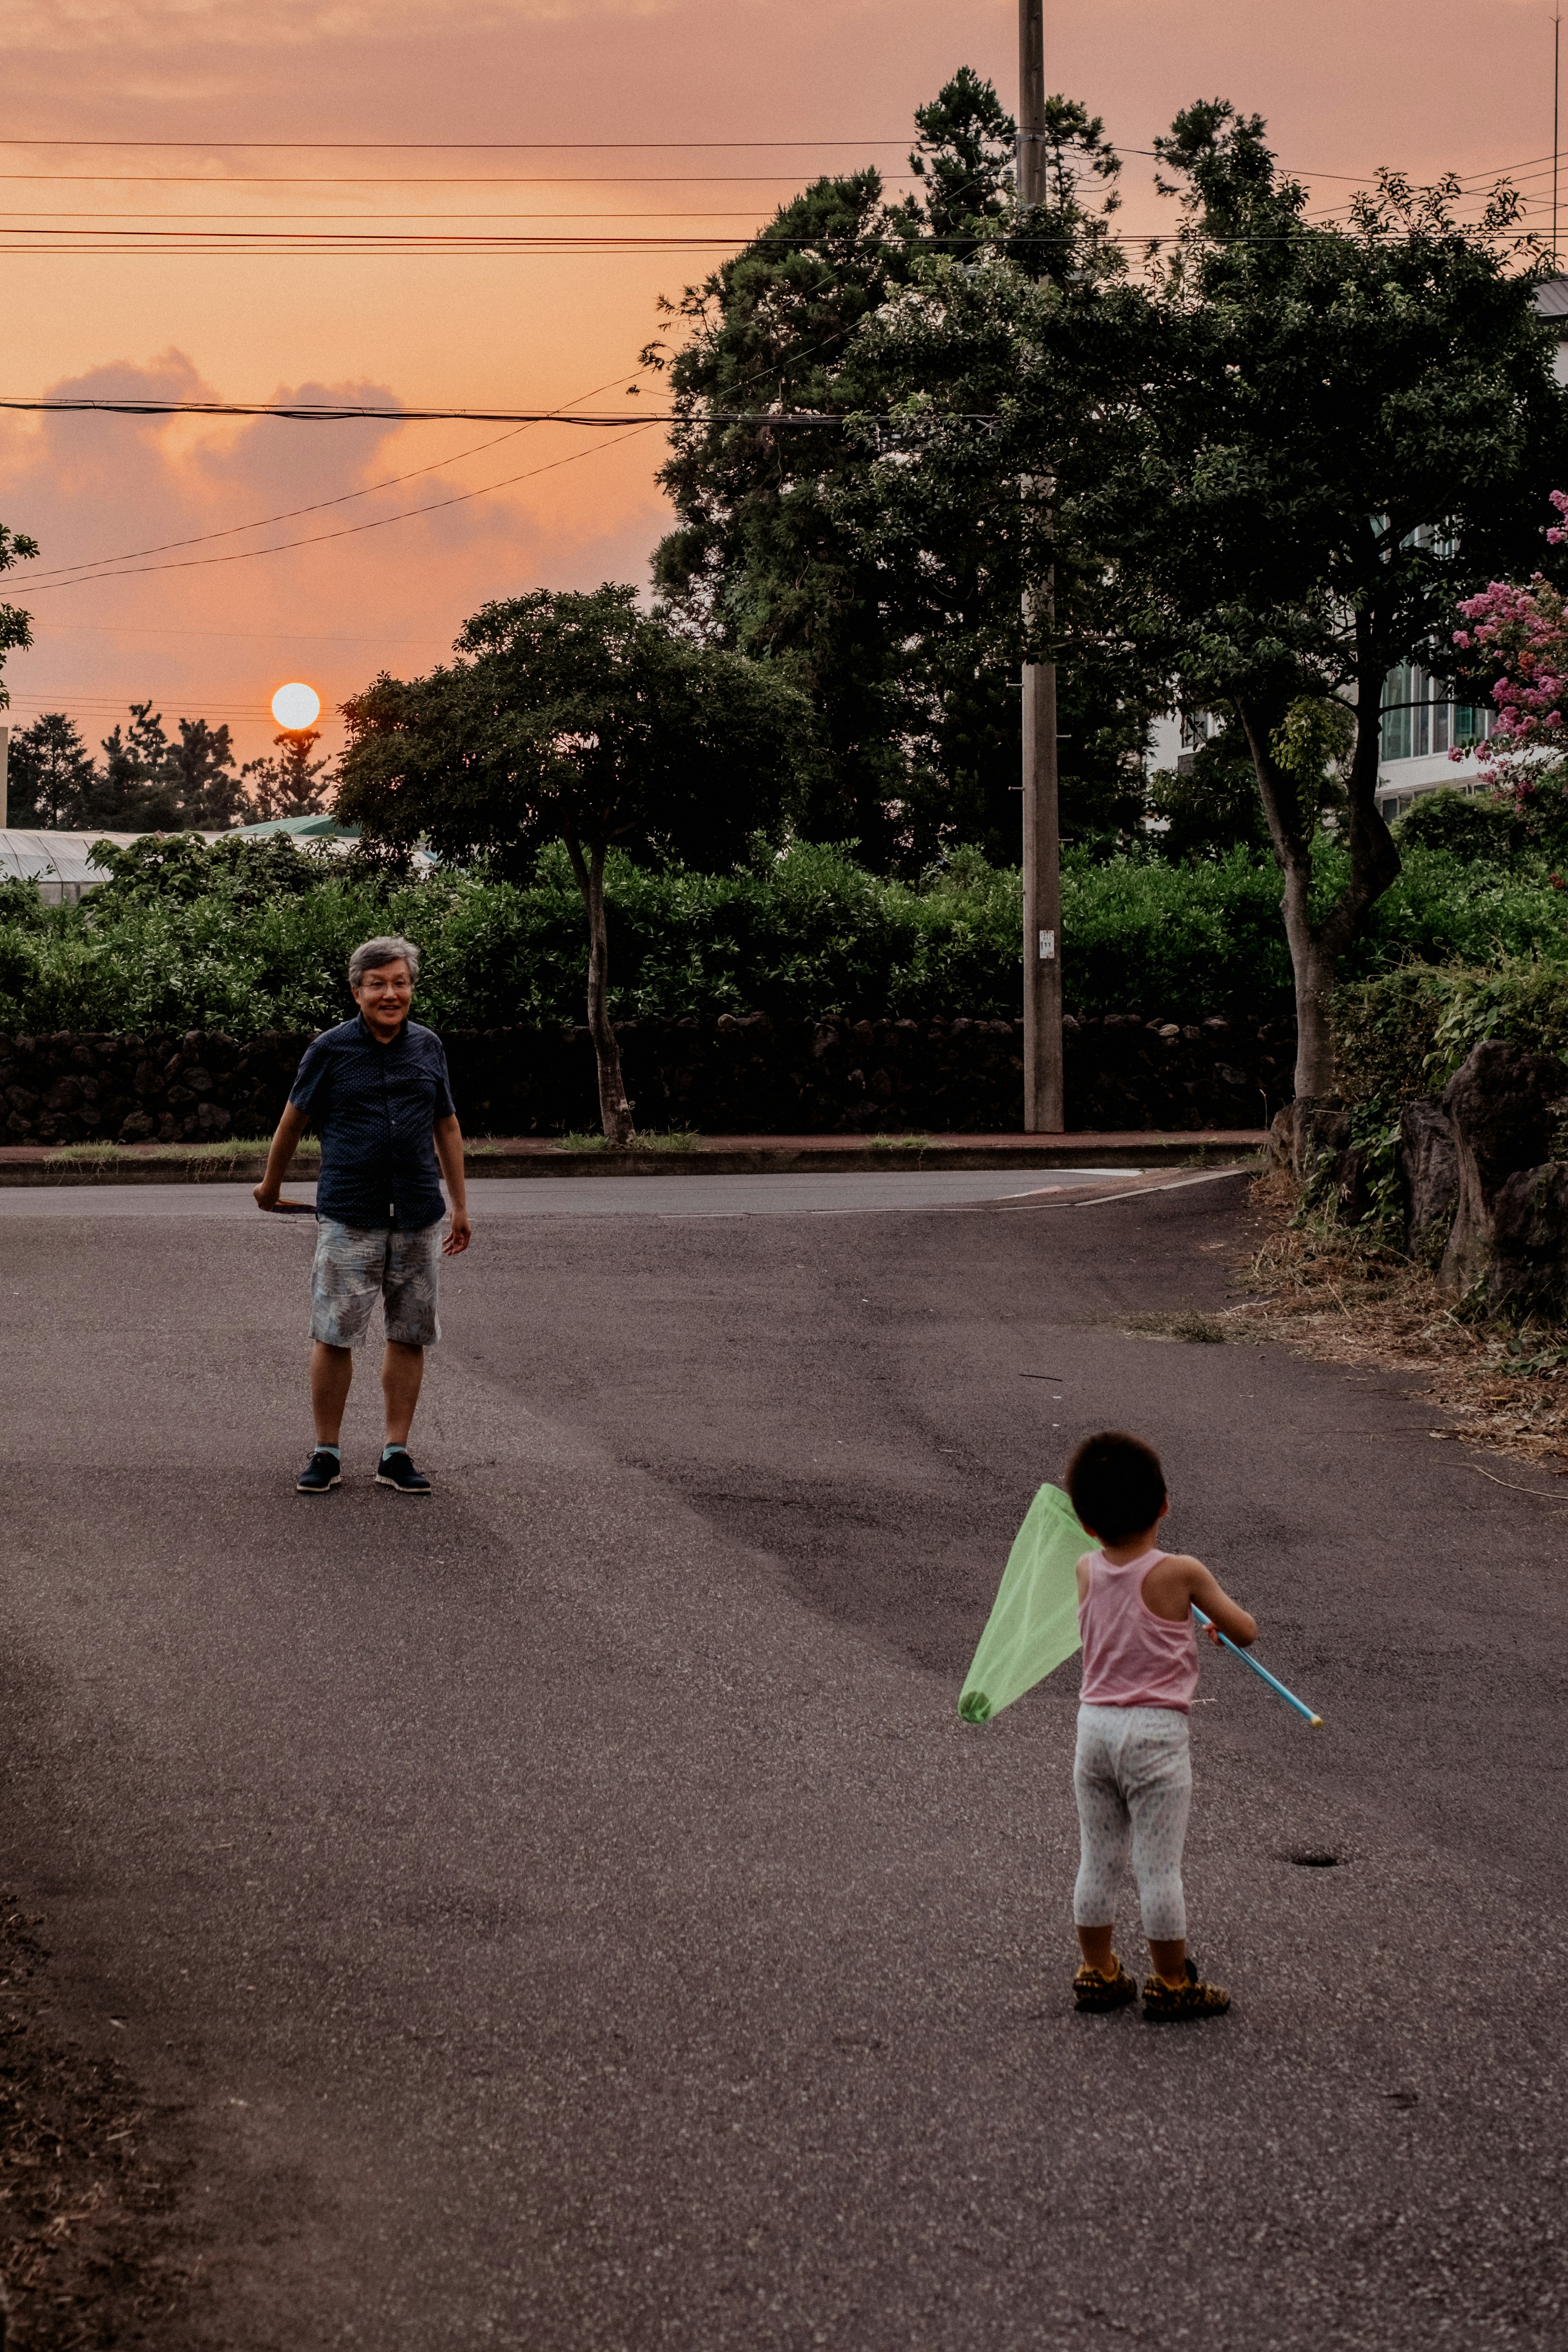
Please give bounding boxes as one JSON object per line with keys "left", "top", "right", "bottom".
{"left": 0, "top": 1898, "right": 199, "bottom": 2350}
{"left": 1229, "top": 1169, "right": 1568, "bottom": 1472}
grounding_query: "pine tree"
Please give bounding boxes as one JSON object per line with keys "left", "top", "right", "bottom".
{"left": 240, "top": 730, "right": 335, "bottom": 822}
{"left": 6, "top": 713, "right": 96, "bottom": 828}
{"left": 165, "top": 716, "right": 243, "bottom": 827}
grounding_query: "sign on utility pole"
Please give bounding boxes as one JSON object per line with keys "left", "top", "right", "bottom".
{"left": 1018, "top": 0, "right": 1064, "bottom": 1131}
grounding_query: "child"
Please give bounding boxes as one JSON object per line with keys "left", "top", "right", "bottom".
{"left": 1063, "top": 1430, "right": 1257, "bottom": 2021}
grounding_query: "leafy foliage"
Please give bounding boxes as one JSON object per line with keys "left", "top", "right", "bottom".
{"left": 1147, "top": 718, "right": 1272, "bottom": 859}
{"left": 5, "top": 822, "right": 1566, "bottom": 1042}
{"left": 1336, "top": 958, "right": 1568, "bottom": 1109}
{"left": 241, "top": 729, "right": 335, "bottom": 821}
{"left": 0, "top": 518, "right": 39, "bottom": 711}
{"left": 835, "top": 92, "right": 1568, "bottom": 1087}
{"left": 1111, "top": 106, "right": 1568, "bottom": 1087}
{"left": 5, "top": 713, "right": 96, "bottom": 828}
{"left": 646, "top": 72, "right": 1144, "bottom": 870}
{"left": 1395, "top": 787, "right": 1517, "bottom": 860}
{"left": 338, "top": 585, "right": 816, "bottom": 880}
{"left": 337, "top": 583, "right": 820, "bottom": 1137}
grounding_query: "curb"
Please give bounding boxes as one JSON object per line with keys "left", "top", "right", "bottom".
{"left": 0, "top": 1133, "right": 1267, "bottom": 1188}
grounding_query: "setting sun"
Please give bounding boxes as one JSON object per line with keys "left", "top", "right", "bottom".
{"left": 271, "top": 681, "right": 321, "bottom": 731}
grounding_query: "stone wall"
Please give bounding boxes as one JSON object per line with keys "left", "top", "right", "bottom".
{"left": 0, "top": 1010, "right": 1295, "bottom": 1145}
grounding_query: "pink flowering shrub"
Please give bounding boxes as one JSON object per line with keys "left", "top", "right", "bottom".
{"left": 1451, "top": 492, "right": 1568, "bottom": 836}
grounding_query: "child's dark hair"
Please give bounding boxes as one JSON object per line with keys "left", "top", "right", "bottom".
{"left": 1065, "top": 1431, "right": 1168, "bottom": 1543}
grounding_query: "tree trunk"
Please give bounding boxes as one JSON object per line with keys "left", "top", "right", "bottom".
{"left": 566, "top": 833, "right": 635, "bottom": 1146}
{"left": 1240, "top": 640, "right": 1400, "bottom": 1112}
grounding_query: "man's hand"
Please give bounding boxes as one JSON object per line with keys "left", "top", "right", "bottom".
{"left": 255, "top": 1101, "right": 310, "bottom": 1213}
{"left": 433, "top": 1114, "right": 470, "bottom": 1254}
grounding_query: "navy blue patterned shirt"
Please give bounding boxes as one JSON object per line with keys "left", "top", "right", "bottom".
{"left": 289, "top": 1013, "right": 456, "bottom": 1229}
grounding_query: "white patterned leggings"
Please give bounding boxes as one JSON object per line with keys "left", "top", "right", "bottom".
{"left": 1073, "top": 1704, "right": 1193, "bottom": 1942}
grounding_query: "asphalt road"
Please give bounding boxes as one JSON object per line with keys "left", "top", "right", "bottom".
{"left": 2, "top": 1174, "right": 1565, "bottom": 2349}
{"left": 0, "top": 1166, "right": 1142, "bottom": 1221}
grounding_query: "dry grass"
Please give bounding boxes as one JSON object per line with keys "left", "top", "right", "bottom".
{"left": 1230, "top": 1168, "right": 1568, "bottom": 1471}
{"left": 1121, "top": 1308, "right": 1235, "bottom": 1345}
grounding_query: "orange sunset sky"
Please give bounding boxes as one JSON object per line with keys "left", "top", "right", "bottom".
{"left": 0, "top": 0, "right": 1561, "bottom": 765}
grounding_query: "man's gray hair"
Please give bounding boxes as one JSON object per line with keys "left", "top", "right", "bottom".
{"left": 349, "top": 934, "right": 421, "bottom": 990}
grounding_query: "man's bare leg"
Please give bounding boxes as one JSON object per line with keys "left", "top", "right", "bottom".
{"left": 311, "top": 1342, "right": 354, "bottom": 1444}
{"left": 381, "top": 1340, "right": 425, "bottom": 1446}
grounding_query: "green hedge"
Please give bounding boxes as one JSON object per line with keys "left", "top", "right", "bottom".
{"left": 1335, "top": 960, "right": 1568, "bottom": 1109}
{"left": 3, "top": 821, "right": 1568, "bottom": 1040}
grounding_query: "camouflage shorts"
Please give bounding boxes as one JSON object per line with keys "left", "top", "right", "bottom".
{"left": 309, "top": 1217, "right": 443, "bottom": 1349}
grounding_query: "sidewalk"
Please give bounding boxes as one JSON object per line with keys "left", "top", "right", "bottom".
{"left": 0, "top": 1131, "right": 1266, "bottom": 1187}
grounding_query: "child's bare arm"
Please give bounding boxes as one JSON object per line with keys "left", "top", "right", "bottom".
{"left": 1186, "top": 1559, "right": 1257, "bottom": 1647}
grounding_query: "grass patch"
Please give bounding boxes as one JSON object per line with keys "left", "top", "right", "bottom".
{"left": 37, "top": 1137, "right": 323, "bottom": 1184}
{"left": 1121, "top": 1308, "right": 1233, "bottom": 1345}
{"left": 42, "top": 1134, "right": 318, "bottom": 1168}
{"left": 551, "top": 1127, "right": 702, "bottom": 1154}
{"left": 1233, "top": 1169, "right": 1568, "bottom": 1468}
{"left": 869, "top": 1132, "right": 933, "bottom": 1155}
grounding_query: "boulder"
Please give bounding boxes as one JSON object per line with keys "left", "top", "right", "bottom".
{"left": 1399, "top": 1099, "right": 1459, "bottom": 1263}
{"left": 1487, "top": 1162, "right": 1568, "bottom": 1319}
{"left": 1439, "top": 1040, "right": 1568, "bottom": 1295}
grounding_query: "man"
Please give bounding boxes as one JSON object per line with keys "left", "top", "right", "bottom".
{"left": 254, "top": 933, "right": 471, "bottom": 1496}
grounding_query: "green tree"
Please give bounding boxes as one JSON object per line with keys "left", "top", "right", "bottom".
{"left": 0, "top": 519, "right": 38, "bottom": 764}
{"left": 6, "top": 712, "right": 95, "bottom": 828}
{"left": 165, "top": 716, "right": 242, "bottom": 827}
{"left": 240, "top": 728, "right": 335, "bottom": 822}
{"left": 841, "top": 98, "right": 1568, "bottom": 1097}
{"left": 94, "top": 703, "right": 183, "bottom": 830}
{"left": 647, "top": 74, "right": 1136, "bottom": 869}
{"left": 336, "top": 585, "right": 819, "bottom": 1141}
{"left": 1093, "top": 102, "right": 1568, "bottom": 1097}
{"left": 817, "top": 131, "right": 1163, "bottom": 864}
{"left": 1147, "top": 719, "right": 1272, "bottom": 861}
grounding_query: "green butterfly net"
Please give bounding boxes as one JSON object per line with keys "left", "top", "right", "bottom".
{"left": 958, "top": 1482, "right": 1088, "bottom": 1724}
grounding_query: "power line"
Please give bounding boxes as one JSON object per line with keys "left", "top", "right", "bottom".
{"left": 11, "top": 283, "right": 871, "bottom": 591}
{"left": 0, "top": 398, "right": 748, "bottom": 421}
{"left": 17, "top": 421, "right": 664, "bottom": 594}
{"left": 0, "top": 209, "right": 794, "bottom": 220}
{"left": 6, "top": 695, "right": 281, "bottom": 715}
{"left": 31, "top": 618, "right": 447, "bottom": 644}
{"left": 0, "top": 171, "right": 924, "bottom": 187}
{"left": 0, "top": 136, "right": 917, "bottom": 150}
{"left": 9, "top": 368, "right": 646, "bottom": 584}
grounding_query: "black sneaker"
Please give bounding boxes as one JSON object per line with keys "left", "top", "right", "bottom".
{"left": 376, "top": 1450, "right": 432, "bottom": 1495}
{"left": 1073, "top": 1958, "right": 1139, "bottom": 2014}
{"left": 1142, "top": 1958, "right": 1231, "bottom": 2021}
{"left": 296, "top": 1449, "right": 341, "bottom": 1495}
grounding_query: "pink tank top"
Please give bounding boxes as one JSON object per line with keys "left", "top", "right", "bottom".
{"left": 1077, "top": 1547, "right": 1199, "bottom": 1712}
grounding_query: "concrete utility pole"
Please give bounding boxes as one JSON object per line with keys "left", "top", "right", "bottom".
{"left": 0, "top": 725, "right": 9, "bottom": 831}
{"left": 1018, "top": 0, "right": 1064, "bottom": 1131}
